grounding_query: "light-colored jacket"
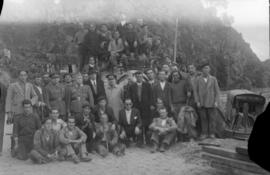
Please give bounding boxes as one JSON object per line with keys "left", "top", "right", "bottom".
{"left": 5, "top": 82, "right": 38, "bottom": 115}
{"left": 194, "top": 75, "right": 220, "bottom": 108}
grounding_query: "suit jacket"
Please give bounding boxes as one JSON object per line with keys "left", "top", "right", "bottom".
{"left": 0, "top": 82, "right": 7, "bottom": 112}
{"left": 194, "top": 75, "right": 220, "bottom": 108}
{"left": 118, "top": 108, "right": 142, "bottom": 129}
{"left": 5, "top": 82, "right": 38, "bottom": 115}
{"left": 89, "top": 78, "right": 106, "bottom": 105}
{"left": 152, "top": 81, "right": 172, "bottom": 108}
{"left": 128, "top": 82, "right": 153, "bottom": 110}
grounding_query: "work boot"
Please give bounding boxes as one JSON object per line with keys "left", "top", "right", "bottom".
{"left": 80, "top": 154, "right": 92, "bottom": 162}
{"left": 199, "top": 134, "right": 207, "bottom": 140}
{"left": 159, "top": 143, "right": 165, "bottom": 152}
{"left": 209, "top": 134, "right": 216, "bottom": 139}
{"left": 71, "top": 154, "right": 80, "bottom": 164}
{"left": 150, "top": 142, "right": 158, "bottom": 153}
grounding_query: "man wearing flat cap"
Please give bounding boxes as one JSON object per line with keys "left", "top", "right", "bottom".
{"left": 88, "top": 69, "right": 106, "bottom": 105}
{"left": 105, "top": 74, "right": 124, "bottom": 120}
{"left": 194, "top": 63, "right": 220, "bottom": 140}
{"left": 44, "top": 73, "right": 67, "bottom": 120}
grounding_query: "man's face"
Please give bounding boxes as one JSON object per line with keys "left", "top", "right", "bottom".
{"left": 82, "top": 74, "right": 89, "bottom": 81}
{"left": 89, "top": 24, "right": 95, "bottom": 31}
{"left": 89, "top": 73, "right": 97, "bottom": 80}
{"left": 76, "top": 75, "right": 83, "bottom": 84}
{"left": 188, "top": 65, "right": 196, "bottom": 74}
{"left": 101, "top": 25, "right": 107, "bottom": 32}
{"left": 162, "top": 65, "right": 170, "bottom": 72}
{"left": 124, "top": 100, "right": 133, "bottom": 110}
{"left": 19, "top": 71, "right": 28, "bottom": 82}
{"left": 108, "top": 76, "right": 116, "bottom": 86}
{"left": 44, "top": 119, "right": 52, "bottom": 130}
{"left": 83, "top": 107, "right": 91, "bottom": 115}
{"left": 136, "top": 73, "right": 143, "bottom": 82}
{"left": 100, "top": 114, "right": 108, "bottom": 124}
{"left": 23, "top": 104, "right": 32, "bottom": 115}
{"left": 65, "top": 75, "right": 72, "bottom": 83}
{"left": 127, "top": 23, "right": 133, "bottom": 29}
{"left": 146, "top": 70, "right": 155, "bottom": 80}
{"left": 159, "top": 109, "right": 168, "bottom": 119}
{"left": 50, "top": 110, "right": 59, "bottom": 120}
{"left": 158, "top": 71, "right": 166, "bottom": 81}
{"left": 172, "top": 72, "right": 180, "bottom": 82}
{"left": 171, "top": 66, "right": 178, "bottom": 72}
{"left": 51, "top": 77, "right": 58, "bottom": 84}
{"left": 35, "top": 77, "right": 42, "bottom": 86}
{"left": 98, "top": 99, "right": 107, "bottom": 107}
{"left": 43, "top": 75, "right": 50, "bottom": 83}
{"left": 67, "top": 118, "right": 75, "bottom": 129}
{"left": 114, "top": 32, "right": 120, "bottom": 38}
{"left": 202, "top": 66, "right": 210, "bottom": 75}
{"left": 89, "top": 57, "right": 95, "bottom": 65}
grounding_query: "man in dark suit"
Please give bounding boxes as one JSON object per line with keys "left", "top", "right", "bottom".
{"left": 152, "top": 70, "right": 172, "bottom": 112}
{"left": 0, "top": 78, "right": 7, "bottom": 156}
{"left": 128, "top": 71, "right": 154, "bottom": 144}
{"left": 118, "top": 98, "right": 142, "bottom": 147}
{"left": 88, "top": 70, "right": 106, "bottom": 105}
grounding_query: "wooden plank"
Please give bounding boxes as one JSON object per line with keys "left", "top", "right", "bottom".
{"left": 236, "top": 146, "right": 249, "bottom": 156}
{"left": 202, "top": 146, "right": 251, "bottom": 162}
{"left": 202, "top": 153, "right": 268, "bottom": 174}
{"left": 198, "top": 142, "right": 220, "bottom": 147}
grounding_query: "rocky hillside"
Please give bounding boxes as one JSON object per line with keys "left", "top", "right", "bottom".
{"left": 0, "top": 0, "right": 268, "bottom": 89}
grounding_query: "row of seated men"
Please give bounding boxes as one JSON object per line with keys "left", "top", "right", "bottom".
{"left": 13, "top": 96, "right": 188, "bottom": 164}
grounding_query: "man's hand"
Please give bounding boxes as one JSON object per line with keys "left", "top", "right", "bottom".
{"left": 6, "top": 113, "right": 13, "bottom": 124}
{"left": 197, "top": 102, "right": 201, "bottom": 108}
{"left": 120, "top": 131, "right": 126, "bottom": 139}
{"left": 150, "top": 105, "right": 155, "bottom": 110}
{"left": 135, "top": 127, "right": 141, "bottom": 135}
{"left": 134, "top": 41, "right": 138, "bottom": 47}
{"left": 92, "top": 132, "right": 96, "bottom": 139}
{"left": 111, "top": 124, "right": 116, "bottom": 130}
{"left": 214, "top": 102, "right": 218, "bottom": 108}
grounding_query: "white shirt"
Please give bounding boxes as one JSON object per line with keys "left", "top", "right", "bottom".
{"left": 203, "top": 77, "right": 208, "bottom": 83}
{"left": 91, "top": 80, "right": 96, "bottom": 86}
{"left": 125, "top": 110, "right": 132, "bottom": 125}
{"left": 160, "top": 82, "right": 166, "bottom": 90}
{"left": 36, "top": 86, "right": 42, "bottom": 94}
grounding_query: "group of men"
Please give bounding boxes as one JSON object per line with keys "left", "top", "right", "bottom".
{"left": 0, "top": 59, "right": 221, "bottom": 164}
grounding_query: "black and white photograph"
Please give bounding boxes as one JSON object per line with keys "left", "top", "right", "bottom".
{"left": 0, "top": 0, "right": 269, "bottom": 174}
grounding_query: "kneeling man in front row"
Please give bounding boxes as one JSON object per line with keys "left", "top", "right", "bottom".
{"left": 149, "top": 107, "right": 177, "bottom": 153}
{"left": 59, "top": 117, "right": 91, "bottom": 163}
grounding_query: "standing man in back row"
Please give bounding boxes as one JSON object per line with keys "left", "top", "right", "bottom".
{"left": 194, "top": 63, "right": 220, "bottom": 140}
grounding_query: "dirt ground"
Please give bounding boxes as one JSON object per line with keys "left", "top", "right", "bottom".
{"left": 0, "top": 141, "right": 228, "bottom": 175}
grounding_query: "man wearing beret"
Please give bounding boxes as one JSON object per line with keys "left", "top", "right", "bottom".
{"left": 194, "top": 63, "right": 220, "bottom": 140}
{"left": 44, "top": 73, "right": 67, "bottom": 120}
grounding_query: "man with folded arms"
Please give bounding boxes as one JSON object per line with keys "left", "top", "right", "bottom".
{"left": 59, "top": 117, "right": 91, "bottom": 164}
{"left": 149, "top": 107, "right": 177, "bottom": 153}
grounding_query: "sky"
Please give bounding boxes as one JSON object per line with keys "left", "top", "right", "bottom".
{"left": 1, "top": 0, "right": 269, "bottom": 61}
{"left": 216, "top": 0, "right": 269, "bottom": 61}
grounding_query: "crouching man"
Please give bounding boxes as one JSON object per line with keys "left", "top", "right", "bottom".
{"left": 59, "top": 117, "right": 92, "bottom": 164}
{"left": 95, "top": 113, "right": 125, "bottom": 157}
{"left": 149, "top": 107, "right": 177, "bottom": 153}
{"left": 29, "top": 118, "right": 59, "bottom": 164}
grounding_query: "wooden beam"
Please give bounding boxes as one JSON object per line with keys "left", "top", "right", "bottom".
{"left": 202, "top": 153, "right": 268, "bottom": 174}
{"left": 235, "top": 146, "right": 248, "bottom": 156}
{"left": 202, "top": 146, "right": 251, "bottom": 162}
